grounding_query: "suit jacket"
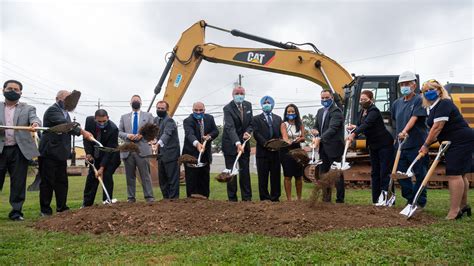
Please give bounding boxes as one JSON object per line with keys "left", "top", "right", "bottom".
{"left": 83, "top": 116, "right": 120, "bottom": 169}
{"left": 222, "top": 100, "right": 253, "bottom": 156}
{"left": 313, "top": 104, "right": 345, "bottom": 158}
{"left": 353, "top": 104, "right": 393, "bottom": 150}
{"left": 182, "top": 113, "right": 219, "bottom": 164}
{"left": 118, "top": 111, "right": 154, "bottom": 159}
{"left": 0, "top": 102, "right": 41, "bottom": 160}
{"left": 39, "top": 103, "right": 81, "bottom": 161}
{"left": 252, "top": 112, "right": 282, "bottom": 158}
{"left": 155, "top": 115, "right": 180, "bottom": 163}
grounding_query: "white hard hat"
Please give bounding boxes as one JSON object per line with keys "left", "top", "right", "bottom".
{"left": 398, "top": 71, "right": 417, "bottom": 84}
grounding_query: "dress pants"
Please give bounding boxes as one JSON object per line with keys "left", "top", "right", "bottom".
{"left": 0, "top": 145, "right": 29, "bottom": 219}
{"left": 123, "top": 152, "right": 154, "bottom": 201}
{"left": 185, "top": 164, "right": 210, "bottom": 198}
{"left": 319, "top": 144, "right": 345, "bottom": 203}
{"left": 256, "top": 151, "right": 281, "bottom": 201}
{"left": 83, "top": 158, "right": 119, "bottom": 206}
{"left": 225, "top": 153, "right": 252, "bottom": 201}
{"left": 39, "top": 156, "right": 69, "bottom": 214}
{"left": 158, "top": 159, "right": 180, "bottom": 199}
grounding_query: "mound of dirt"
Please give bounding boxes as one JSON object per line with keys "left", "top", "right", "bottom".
{"left": 34, "top": 199, "right": 435, "bottom": 238}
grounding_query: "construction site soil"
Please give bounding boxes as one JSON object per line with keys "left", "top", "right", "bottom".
{"left": 34, "top": 199, "right": 436, "bottom": 238}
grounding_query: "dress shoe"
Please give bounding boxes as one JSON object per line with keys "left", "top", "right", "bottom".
{"left": 10, "top": 215, "right": 24, "bottom": 221}
{"left": 461, "top": 205, "right": 472, "bottom": 217}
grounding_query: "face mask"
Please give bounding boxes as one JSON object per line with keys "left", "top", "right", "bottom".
{"left": 321, "top": 99, "right": 333, "bottom": 108}
{"left": 4, "top": 90, "right": 21, "bottom": 101}
{"left": 400, "top": 86, "right": 412, "bottom": 96}
{"left": 262, "top": 103, "right": 272, "bottom": 113}
{"left": 193, "top": 112, "right": 203, "bottom": 120}
{"left": 156, "top": 110, "right": 167, "bottom": 118}
{"left": 57, "top": 100, "right": 65, "bottom": 110}
{"left": 131, "top": 101, "right": 141, "bottom": 110}
{"left": 286, "top": 114, "right": 297, "bottom": 120}
{"left": 424, "top": 90, "right": 439, "bottom": 101}
{"left": 360, "top": 100, "right": 372, "bottom": 109}
{"left": 233, "top": 94, "right": 245, "bottom": 104}
{"left": 96, "top": 121, "right": 108, "bottom": 129}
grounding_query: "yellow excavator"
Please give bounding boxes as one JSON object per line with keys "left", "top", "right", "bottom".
{"left": 148, "top": 20, "right": 474, "bottom": 184}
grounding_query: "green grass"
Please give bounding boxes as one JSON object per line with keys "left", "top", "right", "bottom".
{"left": 0, "top": 174, "right": 473, "bottom": 264}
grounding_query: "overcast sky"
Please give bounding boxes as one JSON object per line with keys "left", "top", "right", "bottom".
{"left": 1, "top": 0, "right": 472, "bottom": 144}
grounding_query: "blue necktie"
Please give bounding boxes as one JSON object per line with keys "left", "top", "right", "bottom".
{"left": 132, "top": 112, "right": 138, "bottom": 134}
{"left": 266, "top": 113, "right": 273, "bottom": 139}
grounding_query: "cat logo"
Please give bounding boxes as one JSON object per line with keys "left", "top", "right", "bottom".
{"left": 233, "top": 51, "right": 276, "bottom": 66}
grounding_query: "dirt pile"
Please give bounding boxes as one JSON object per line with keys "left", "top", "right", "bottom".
{"left": 34, "top": 199, "right": 435, "bottom": 238}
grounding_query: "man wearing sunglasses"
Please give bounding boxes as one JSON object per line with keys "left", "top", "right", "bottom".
{"left": 0, "top": 80, "right": 41, "bottom": 221}
{"left": 392, "top": 71, "right": 429, "bottom": 208}
{"left": 182, "top": 102, "right": 219, "bottom": 198}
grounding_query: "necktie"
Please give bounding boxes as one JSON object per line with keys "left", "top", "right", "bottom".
{"left": 266, "top": 113, "right": 273, "bottom": 139}
{"left": 132, "top": 112, "right": 138, "bottom": 134}
{"left": 94, "top": 126, "right": 101, "bottom": 158}
{"left": 238, "top": 104, "right": 244, "bottom": 123}
{"left": 198, "top": 119, "right": 205, "bottom": 141}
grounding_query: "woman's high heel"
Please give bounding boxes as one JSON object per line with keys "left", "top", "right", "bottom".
{"left": 461, "top": 205, "right": 472, "bottom": 217}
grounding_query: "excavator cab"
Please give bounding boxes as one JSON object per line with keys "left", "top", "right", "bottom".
{"left": 344, "top": 75, "right": 420, "bottom": 150}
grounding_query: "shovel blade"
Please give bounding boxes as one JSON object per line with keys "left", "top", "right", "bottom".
{"left": 400, "top": 204, "right": 417, "bottom": 218}
{"left": 386, "top": 194, "right": 396, "bottom": 207}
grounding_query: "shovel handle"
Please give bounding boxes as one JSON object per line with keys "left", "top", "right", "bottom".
{"left": 391, "top": 149, "right": 402, "bottom": 174}
{"left": 0, "top": 125, "right": 49, "bottom": 131}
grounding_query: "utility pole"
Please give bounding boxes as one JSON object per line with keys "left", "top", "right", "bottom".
{"left": 97, "top": 98, "right": 102, "bottom": 109}
{"left": 71, "top": 116, "right": 76, "bottom": 166}
{"left": 238, "top": 74, "right": 243, "bottom": 86}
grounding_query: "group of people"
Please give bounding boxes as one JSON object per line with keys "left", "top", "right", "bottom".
{"left": 0, "top": 70, "right": 472, "bottom": 221}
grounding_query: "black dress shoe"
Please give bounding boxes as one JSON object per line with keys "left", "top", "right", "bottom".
{"left": 10, "top": 216, "right": 24, "bottom": 221}
{"left": 455, "top": 210, "right": 464, "bottom": 220}
{"left": 461, "top": 205, "right": 472, "bottom": 217}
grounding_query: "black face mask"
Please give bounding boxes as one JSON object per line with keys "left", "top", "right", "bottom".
{"left": 4, "top": 90, "right": 21, "bottom": 101}
{"left": 131, "top": 101, "right": 141, "bottom": 110}
{"left": 156, "top": 110, "right": 167, "bottom": 118}
{"left": 360, "top": 101, "right": 372, "bottom": 109}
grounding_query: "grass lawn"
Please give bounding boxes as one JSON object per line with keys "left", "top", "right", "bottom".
{"left": 0, "top": 173, "right": 473, "bottom": 264}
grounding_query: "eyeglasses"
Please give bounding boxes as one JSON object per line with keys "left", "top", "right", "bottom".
{"left": 193, "top": 109, "right": 204, "bottom": 112}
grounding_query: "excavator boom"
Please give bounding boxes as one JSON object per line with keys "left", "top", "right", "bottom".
{"left": 150, "top": 20, "right": 352, "bottom": 115}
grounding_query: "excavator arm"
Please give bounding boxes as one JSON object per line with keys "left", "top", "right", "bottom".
{"left": 149, "top": 20, "right": 353, "bottom": 116}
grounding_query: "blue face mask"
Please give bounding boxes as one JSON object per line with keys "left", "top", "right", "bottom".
{"left": 286, "top": 114, "right": 297, "bottom": 120}
{"left": 193, "top": 112, "right": 204, "bottom": 120}
{"left": 233, "top": 94, "right": 245, "bottom": 104}
{"left": 96, "top": 121, "right": 108, "bottom": 129}
{"left": 400, "top": 86, "right": 412, "bottom": 96}
{"left": 424, "top": 90, "right": 439, "bottom": 101}
{"left": 262, "top": 103, "right": 272, "bottom": 113}
{"left": 321, "top": 99, "right": 333, "bottom": 108}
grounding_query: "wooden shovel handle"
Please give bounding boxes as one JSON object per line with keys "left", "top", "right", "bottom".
{"left": 391, "top": 149, "right": 402, "bottom": 174}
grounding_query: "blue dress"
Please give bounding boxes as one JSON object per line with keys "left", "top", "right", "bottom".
{"left": 426, "top": 99, "right": 474, "bottom": 175}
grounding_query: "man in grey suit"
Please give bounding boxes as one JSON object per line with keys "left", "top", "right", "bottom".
{"left": 0, "top": 80, "right": 41, "bottom": 221}
{"left": 222, "top": 86, "right": 253, "bottom": 201}
{"left": 312, "top": 89, "right": 345, "bottom": 203}
{"left": 118, "top": 95, "right": 155, "bottom": 202}
{"left": 154, "top": 100, "right": 180, "bottom": 199}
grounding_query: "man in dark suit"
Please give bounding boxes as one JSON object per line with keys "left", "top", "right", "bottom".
{"left": 252, "top": 96, "right": 282, "bottom": 202}
{"left": 82, "top": 109, "right": 121, "bottom": 207}
{"left": 312, "top": 89, "right": 345, "bottom": 203}
{"left": 222, "top": 86, "right": 253, "bottom": 201}
{"left": 182, "top": 102, "right": 219, "bottom": 198}
{"left": 39, "top": 90, "right": 93, "bottom": 216}
{"left": 0, "top": 80, "right": 41, "bottom": 221}
{"left": 154, "top": 100, "right": 180, "bottom": 199}
{"left": 118, "top": 95, "right": 155, "bottom": 203}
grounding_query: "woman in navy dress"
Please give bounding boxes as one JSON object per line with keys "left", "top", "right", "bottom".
{"left": 419, "top": 79, "right": 474, "bottom": 220}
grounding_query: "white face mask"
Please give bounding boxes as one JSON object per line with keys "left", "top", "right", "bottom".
{"left": 400, "top": 86, "right": 412, "bottom": 96}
